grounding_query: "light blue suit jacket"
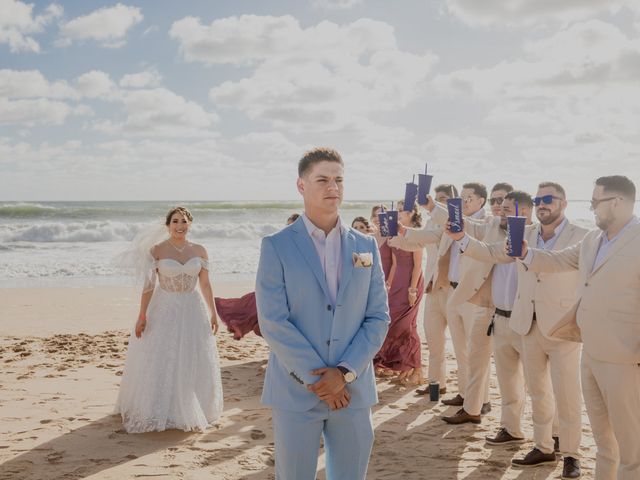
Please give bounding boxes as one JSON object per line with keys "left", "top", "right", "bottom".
{"left": 256, "top": 217, "right": 390, "bottom": 412}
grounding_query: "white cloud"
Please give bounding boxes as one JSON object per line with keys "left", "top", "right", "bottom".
{"left": 57, "top": 3, "right": 143, "bottom": 48}
{"left": 312, "top": 0, "right": 363, "bottom": 10}
{"left": 0, "top": 97, "right": 73, "bottom": 125}
{"left": 75, "top": 70, "right": 115, "bottom": 99}
{"left": 93, "top": 88, "right": 219, "bottom": 138}
{"left": 422, "top": 134, "right": 494, "bottom": 158}
{"left": 0, "top": 0, "right": 62, "bottom": 53}
{"left": 171, "top": 15, "right": 438, "bottom": 134}
{"left": 444, "top": 0, "right": 640, "bottom": 27}
{"left": 119, "top": 70, "right": 162, "bottom": 88}
{"left": 0, "top": 69, "right": 75, "bottom": 98}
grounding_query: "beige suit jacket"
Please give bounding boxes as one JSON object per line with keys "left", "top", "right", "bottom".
{"left": 528, "top": 222, "right": 640, "bottom": 364}
{"left": 427, "top": 204, "right": 503, "bottom": 308}
{"left": 388, "top": 219, "right": 454, "bottom": 293}
{"left": 463, "top": 221, "right": 588, "bottom": 338}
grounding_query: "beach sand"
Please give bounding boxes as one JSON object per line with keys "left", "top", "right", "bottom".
{"left": 0, "top": 285, "right": 596, "bottom": 479}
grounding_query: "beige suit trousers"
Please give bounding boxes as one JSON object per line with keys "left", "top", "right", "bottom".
{"left": 423, "top": 286, "right": 450, "bottom": 386}
{"left": 460, "top": 305, "right": 494, "bottom": 415}
{"left": 447, "top": 299, "right": 491, "bottom": 404}
{"left": 491, "top": 313, "right": 526, "bottom": 438}
{"left": 582, "top": 352, "right": 640, "bottom": 480}
{"left": 522, "top": 320, "right": 582, "bottom": 457}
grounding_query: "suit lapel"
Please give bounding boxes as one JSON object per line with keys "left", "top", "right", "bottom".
{"left": 291, "top": 219, "right": 331, "bottom": 302}
{"left": 590, "top": 223, "right": 640, "bottom": 277}
{"left": 554, "top": 221, "right": 576, "bottom": 250}
{"left": 337, "top": 227, "right": 355, "bottom": 304}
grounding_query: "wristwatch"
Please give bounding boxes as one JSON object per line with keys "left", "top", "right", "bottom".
{"left": 337, "top": 366, "right": 356, "bottom": 384}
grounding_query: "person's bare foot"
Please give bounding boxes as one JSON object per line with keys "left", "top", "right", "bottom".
{"left": 406, "top": 369, "right": 424, "bottom": 386}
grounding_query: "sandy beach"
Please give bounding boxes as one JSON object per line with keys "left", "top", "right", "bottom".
{"left": 0, "top": 284, "right": 597, "bottom": 479}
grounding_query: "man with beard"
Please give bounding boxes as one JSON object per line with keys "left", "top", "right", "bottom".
{"left": 520, "top": 176, "right": 640, "bottom": 480}
{"left": 459, "top": 182, "right": 587, "bottom": 478}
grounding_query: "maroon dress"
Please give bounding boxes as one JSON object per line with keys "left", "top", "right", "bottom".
{"left": 379, "top": 238, "right": 392, "bottom": 281}
{"left": 374, "top": 247, "right": 424, "bottom": 372}
{"left": 215, "top": 292, "right": 261, "bottom": 340}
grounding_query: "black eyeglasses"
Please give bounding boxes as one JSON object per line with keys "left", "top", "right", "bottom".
{"left": 489, "top": 197, "right": 504, "bottom": 206}
{"left": 533, "top": 195, "right": 563, "bottom": 206}
{"left": 589, "top": 196, "right": 620, "bottom": 210}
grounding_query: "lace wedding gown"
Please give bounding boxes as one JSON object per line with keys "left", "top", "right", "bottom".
{"left": 115, "top": 257, "right": 223, "bottom": 433}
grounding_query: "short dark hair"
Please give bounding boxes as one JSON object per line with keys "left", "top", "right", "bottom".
{"left": 505, "top": 190, "right": 533, "bottom": 208}
{"left": 434, "top": 184, "right": 458, "bottom": 197}
{"left": 491, "top": 182, "right": 513, "bottom": 194}
{"left": 287, "top": 213, "right": 300, "bottom": 224}
{"left": 462, "top": 182, "right": 488, "bottom": 207}
{"left": 351, "top": 216, "right": 370, "bottom": 228}
{"left": 298, "top": 147, "right": 344, "bottom": 178}
{"left": 165, "top": 206, "right": 193, "bottom": 225}
{"left": 595, "top": 175, "right": 636, "bottom": 202}
{"left": 538, "top": 181, "right": 566, "bottom": 199}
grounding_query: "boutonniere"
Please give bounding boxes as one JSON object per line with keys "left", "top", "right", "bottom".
{"left": 353, "top": 252, "right": 373, "bottom": 268}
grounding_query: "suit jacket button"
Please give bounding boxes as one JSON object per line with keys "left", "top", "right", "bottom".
{"left": 327, "top": 304, "right": 332, "bottom": 311}
{"left": 584, "top": 283, "right": 589, "bottom": 286}
{"left": 537, "top": 279, "right": 541, "bottom": 283}
{"left": 326, "top": 340, "right": 331, "bottom": 345}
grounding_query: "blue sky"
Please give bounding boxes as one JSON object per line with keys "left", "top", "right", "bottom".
{"left": 2, "top": 0, "right": 640, "bottom": 200}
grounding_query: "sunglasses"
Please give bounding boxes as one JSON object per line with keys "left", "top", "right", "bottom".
{"left": 589, "top": 196, "right": 621, "bottom": 210}
{"left": 533, "top": 195, "right": 563, "bottom": 206}
{"left": 489, "top": 197, "right": 504, "bottom": 206}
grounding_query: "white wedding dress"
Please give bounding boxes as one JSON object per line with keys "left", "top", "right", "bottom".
{"left": 115, "top": 256, "right": 223, "bottom": 433}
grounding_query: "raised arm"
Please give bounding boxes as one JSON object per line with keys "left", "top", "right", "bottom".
{"left": 389, "top": 224, "right": 442, "bottom": 251}
{"left": 462, "top": 234, "right": 514, "bottom": 265}
{"left": 255, "top": 236, "right": 327, "bottom": 385}
{"left": 338, "top": 237, "right": 390, "bottom": 377}
{"left": 526, "top": 242, "right": 581, "bottom": 273}
{"left": 430, "top": 202, "right": 489, "bottom": 240}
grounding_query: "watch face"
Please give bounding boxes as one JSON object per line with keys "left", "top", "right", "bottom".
{"left": 345, "top": 371, "right": 356, "bottom": 383}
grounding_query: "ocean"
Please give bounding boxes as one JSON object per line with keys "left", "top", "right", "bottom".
{"left": 0, "top": 201, "right": 597, "bottom": 288}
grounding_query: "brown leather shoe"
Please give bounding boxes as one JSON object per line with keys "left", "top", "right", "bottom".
{"left": 480, "top": 402, "right": 491, "bottom": 415}
{"left": 511, "top": 448, "right": 557, "bottom": 467}
{"left": 485, "top": 427, "right": 525, "bottom": 445}
{"left": 442, "top": 408, "right": 481, "bottom": 425}
{"left": 562, "top": 457, "right": 581, "bottom": 478}
{"left": 441, "top": 394, "right": 464, "bottom": 406}
{"left": 415, "top": 384, "right": 446, "bottom": 396}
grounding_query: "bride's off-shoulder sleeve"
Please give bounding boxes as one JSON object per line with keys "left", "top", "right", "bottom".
{"left": 200, "top": 257, "right": 210, "bottom": 271}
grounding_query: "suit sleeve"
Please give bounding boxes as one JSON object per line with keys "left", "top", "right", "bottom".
{"left": 339, "top": 237, "right": 390, "bottom": 376}
{"left": 463, "top": 235, "right": 514, "bottom": 264}
{"left": 528, "top": 242, "right": 581, "bottom": 273}
{"left": 430, "top": 202, "right": 489, "bottom": 240}
{"left": 388, "top": 225, "right": 442, "bottom": 251}
{"left": 255, "top": 236, "right": 327, "bottom": 385}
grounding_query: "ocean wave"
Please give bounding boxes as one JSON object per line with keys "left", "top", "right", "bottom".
{"left": 0, "top": 221, "right": 280, "bottom": 243}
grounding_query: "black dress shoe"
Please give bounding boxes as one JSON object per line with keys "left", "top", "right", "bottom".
{"left": 441, "top": 394, "right": 464, "bottom": 406}
{"left": 562, "top": 457, "right": 581, "bottom": 478}
{"left": 511, "top": 448, "right": 557, "bottom": 467}
{"left": 485, "top": 427, "right": 525, "bottom": 445}
{"left": 480, "top": 402, "right": 491, "bottom": 415}
{"left": 442, "top": 408, "right": 481, "bottom": 425}
{"left": 553, "top": 435, "right": 560, "bottom": 453}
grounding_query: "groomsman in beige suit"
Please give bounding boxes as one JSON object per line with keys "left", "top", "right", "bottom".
{"left": 420, "top": 184, "right": 516, "bottom": 423}
{"left": 412, "top": 184, "right": 456, "bottom": 395}
{"left": 445, "top": 191, "right": 533, "bottom": 433}
{"left": 390, "top": 183, "right": 486, "bottom": 402}
{"left": 461, "top": 182, "right": 587, "bottom": 478}
{"left": 520, "top": 175, "right": 640, "bottom": 480}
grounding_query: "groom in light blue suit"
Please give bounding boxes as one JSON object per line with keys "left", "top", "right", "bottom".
{"left": 256, "top": 147, "right": 390, "bottom": 480}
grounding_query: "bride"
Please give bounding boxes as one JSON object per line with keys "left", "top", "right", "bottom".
{"left": 115, "top": 206, "right": 223, "bottom": 433}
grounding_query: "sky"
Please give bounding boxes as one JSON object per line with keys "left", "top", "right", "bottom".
{"left": 1, "top": 0, "right": 640, "bottom": 201}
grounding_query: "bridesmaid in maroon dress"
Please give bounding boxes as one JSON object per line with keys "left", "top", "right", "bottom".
{"left": 374, "top": 200, "right": 424, "bottom": 385}
{"left": 215, "top": 213, "right": 300, "bottom": 340}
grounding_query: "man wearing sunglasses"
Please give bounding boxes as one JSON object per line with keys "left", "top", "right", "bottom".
{"left": 489, "top": 182, "right": 514, "bottom": 218}
{"left": 519, "top": 175, "right": 640, "bottom": 480}
{"left": 454, "top": 182, "right": 587, "bottom": 477}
